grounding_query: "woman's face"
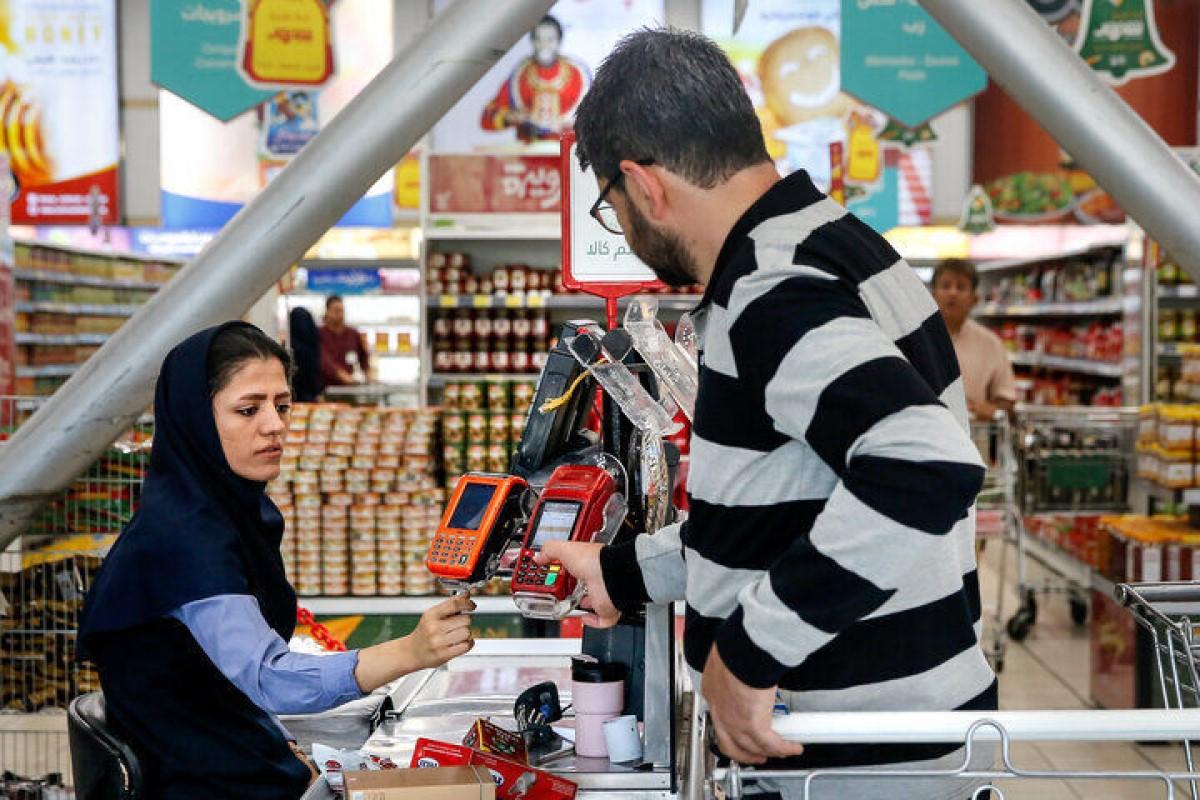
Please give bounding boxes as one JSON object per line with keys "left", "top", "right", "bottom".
{"left": 212, "top": 358, "right": 291, "bottom": 482}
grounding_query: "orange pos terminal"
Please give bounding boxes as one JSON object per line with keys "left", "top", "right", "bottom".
{"left": 426, "top": 473, "right": 529, "bottom": 587}
{"left": 511, "top": 464, "right": 626, "bottom": 620}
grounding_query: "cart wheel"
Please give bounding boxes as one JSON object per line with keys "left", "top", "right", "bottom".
{"left": 1007, "top": 611, "right": 1033, "bottom": 642}
{"left": 1069, "top": 596, "right": 1088, "bottom": 626}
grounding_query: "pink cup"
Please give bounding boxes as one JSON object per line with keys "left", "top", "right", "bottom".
{"left": 571, "top": 658, "right": 626, "bottom": 758}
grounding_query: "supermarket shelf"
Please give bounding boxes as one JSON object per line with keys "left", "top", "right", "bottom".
{"left": 1132, "top": 476, "right": 1184, "bottom": 507}
{"left": 1158, "top": 342, "right": 1197, "bottom": 360}
{"left": 13, "top": 268, "right": 164, "bottom": 292}
{"left": 428, "top": 293, "right": 699, "bottom": 312}
{"left": 974, "top": 240, "right": 1125, "bottom": 275}
{"left": 299, "top": 258, "right": 420, "bottom": 270}
{"left": 974, "top": 298, "right": 1123, "bottom": 318}
{"left": 1159, "top": 286, "right": 1200, "bottom": 305}
{"left": 300, "top": 595, "right": 519, "bottom": 615}
{"left": 12, "top": 236, "right": 186, "bottom": 265}
{"left": 428, "top": 373, "right": 539, "bottom": 386}
{"left": 1009, "top": 352, "right": 1123, "bottom": 378}
{"left": 15, "top": 301, "right": 139, "bottom": 317}
{"left": 15, "top": 332, "right": 110, "bottom": 346}
{"left": 15, "top": 364, "right": 78, "bottom": 378}
{"left": 424, "top": 213, "right": 560, "bottom": 240}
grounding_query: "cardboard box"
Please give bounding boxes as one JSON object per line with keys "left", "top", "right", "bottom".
{"left": 463, "top": 718, "right": 528, "bottom": 763}
{"left": 344, "top": 765, "right": 495, "bottom": 800}
{"left": 411, "top": 738, "right": 577, "bottom": 800}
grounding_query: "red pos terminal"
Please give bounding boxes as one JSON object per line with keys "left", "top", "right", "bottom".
{"left": 426, "top": 473, "right": 528, "bottom": 587}
{"left": 511, "top": 464, "right": 626, "bottom": 619}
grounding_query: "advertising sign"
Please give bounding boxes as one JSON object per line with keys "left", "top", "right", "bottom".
{"left": 427, "top": 155, "right": 561, "bottom": 215}
{"left": 1074, "top": 0, "right": 1174, "bottom": 86}
{"left": 430, "top": 0, "right": 664, "bottom": 153}
{"left": 1, "top": 1, "right": 119, "bottom": 225}
{"left": 159, "top": 0, "right": 392, "bottom": 228}
{"left": 561, "top": 135, "right": 659, "bottom": 293}
{"left": 240, "top": 0, "right": 335, "bottom": 87}
{"left": 840, "top": 0, "right": 985, "bottom": 128}
{"left": 151, "top": 0, "right": 272, "bottom": 121}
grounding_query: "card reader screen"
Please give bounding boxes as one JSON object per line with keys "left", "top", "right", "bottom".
{"left": 530, "top": 501, "right": 581, "bottom": 549}
{"left": 448, "top": 483, "right": 498, "bottom": 531}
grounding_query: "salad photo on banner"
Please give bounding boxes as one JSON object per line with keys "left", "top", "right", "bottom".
{"left": 430, "top": 0, "right": 665, "bottom": 153}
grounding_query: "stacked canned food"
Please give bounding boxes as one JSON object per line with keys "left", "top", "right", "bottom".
{"left": 425, "top": 252, "right": 561, "bottom": 297}
{"left": 270, "top": 404, "right": 443, "bottom": 597}
{"left": 441, "top": 379, "right": 537, "bottom": 488}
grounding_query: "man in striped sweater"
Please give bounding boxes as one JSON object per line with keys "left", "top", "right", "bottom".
{"left": 541, "top": 28, "right": 997, "bottom": 797}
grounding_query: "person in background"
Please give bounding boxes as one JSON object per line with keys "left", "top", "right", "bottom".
{"left": 319, "top": 295, "right": 370, "bottom": 386}
{"left": 931, "top": 259, "right": 1017, "bottom": 422}
{"left": 288, "top": 307, "right": 324, "bottom": 402}
{"left": 78, "top": 322, "right": 474, "bottom": 799}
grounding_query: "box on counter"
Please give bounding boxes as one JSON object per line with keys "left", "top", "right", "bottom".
{"left": 463, "top": 718, "right": 527, "bottom": 763}
{"left": 344, "top": 765, "right": 495, "bottom": 800}
{"left": 411, "top": 738, "right": 577, "bottom": 800}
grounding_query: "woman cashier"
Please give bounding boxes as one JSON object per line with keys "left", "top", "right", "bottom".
{"left": 78, "top": 322, "right": 474, "bottom": 799}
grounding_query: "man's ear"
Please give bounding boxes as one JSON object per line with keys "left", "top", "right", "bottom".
{"left": 621, "top": 160, "right": 668, "bottom": 222}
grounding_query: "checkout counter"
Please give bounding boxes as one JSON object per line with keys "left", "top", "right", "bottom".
{"left": 299, "top": 604, "right": 708, "bottom": 799}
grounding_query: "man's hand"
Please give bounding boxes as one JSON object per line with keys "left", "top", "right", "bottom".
{"left": 536, "top": 542, "right": 621, "bottom": 628}
{"left": 702, "top": 646, "right": 805, "bottom": 765}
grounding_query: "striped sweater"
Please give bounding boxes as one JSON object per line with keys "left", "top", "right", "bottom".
{"left": 600, "top": 170, "right": 997, "bottom": 768}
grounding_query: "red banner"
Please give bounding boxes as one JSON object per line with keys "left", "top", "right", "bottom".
{"left": 428, "top": 155, "right": 562, "bottom": 214}
{"left": 0, "top": 259, "right": 14, "bottom": 397}
{"left": 12, "top": 167, "right": 118, "bottom": 226}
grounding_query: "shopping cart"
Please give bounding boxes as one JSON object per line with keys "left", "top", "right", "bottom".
{"left": 1007, "top": 406, "right": 1137, "bottom": 642}
{"left": 971, "top": 412, "right": 1020, "bottom": 673}
{"left": 702, "top": 580, "right": 1200, "bottom": 799}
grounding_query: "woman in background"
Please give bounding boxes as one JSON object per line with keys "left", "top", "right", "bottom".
{"left": 288, "top": 307, "right": 324, "bottom": 402}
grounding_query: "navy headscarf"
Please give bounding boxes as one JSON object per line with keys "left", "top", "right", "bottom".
{"left": 79, "top": 321, "right": 296, "bottom": 657}
{"left": 288, "top": 307, "right": 323, "bottom": 402}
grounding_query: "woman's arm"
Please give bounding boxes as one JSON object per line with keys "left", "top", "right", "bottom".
{"left": 171, "top": 593, "right": 475, "bottom": 715}
{"left": 353, "top": 594, "right": 475, "bottom": 693}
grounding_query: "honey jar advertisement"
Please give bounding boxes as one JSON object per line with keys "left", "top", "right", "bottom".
{"left": 0, "top": 0, "right": 119, "bottom": 225}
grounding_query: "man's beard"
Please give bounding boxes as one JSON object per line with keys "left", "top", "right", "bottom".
{"left": 624, "top": 200, "right": 697, "bottom": 289}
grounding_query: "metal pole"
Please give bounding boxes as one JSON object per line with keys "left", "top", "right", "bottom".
{"left": 0, "top": 0, "right": 554, "bottom": 547}
{"left": 919, "top": 0, "right": 1200, "bottom": 282}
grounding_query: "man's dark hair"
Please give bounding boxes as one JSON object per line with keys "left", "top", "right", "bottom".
{"left": 531, "top": 15, "right": 562, "bottom": 41}
{"left": 932, "top": 259, "right": 979, "bottom": 292}
{"left": 574, "top": 28, "right": 770, "bottom": 189}
{"left": 325, "top": 294, "right": 343, "bottom": 309}
{"left": 207, "top": 324, "right": 293, "bottom": 397}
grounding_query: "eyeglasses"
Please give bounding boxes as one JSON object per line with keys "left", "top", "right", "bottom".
{"left": 589, "top": 159, "right": 654, "bottom": 236}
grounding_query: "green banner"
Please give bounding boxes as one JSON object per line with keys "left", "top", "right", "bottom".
{"left": 151, "top": 0, "right": 272, "bottom": 121}
{"left": 840, "top": 0, "right": 987, "bottom": 127}
{"left": 1075, "top": 0, "right": 1174, "bottom": 85}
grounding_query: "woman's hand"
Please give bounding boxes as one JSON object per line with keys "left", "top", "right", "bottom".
{"left": 406, "top": 593, "right": 477, "bottom": 670}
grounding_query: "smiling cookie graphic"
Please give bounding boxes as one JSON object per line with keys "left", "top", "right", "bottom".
{"left": 758, "top": 27, "right": 852, "bottom": 128}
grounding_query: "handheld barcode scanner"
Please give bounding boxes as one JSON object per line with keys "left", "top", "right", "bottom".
{"left": 511, "top": 462, "right": 626, "bottom": 620}
{"left": 426, "top": 473, "right": 529, "bottom": 589}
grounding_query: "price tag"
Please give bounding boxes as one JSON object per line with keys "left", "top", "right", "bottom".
{"left": 505, "top": 294, "right": 523, "bottom": 309}
{"left": 473, "top": 295, "right": 493, "bottom": 308}
{"left": 527, "top": 293, "right": 545, "bottom": 308}
{"left": 438, "top": 294, "right": 458, "bottom": 308}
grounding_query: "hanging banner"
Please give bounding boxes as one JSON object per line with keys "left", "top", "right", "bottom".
{"left": 427, "top": 155, "right": 561, "bottom": 214}
{"left": 839, "top": 0, "right": 986, "bottom": 127}
{"left": 240, "top": 0, "right": 335, "bottom": 87}
{"left": 1074, "top": 0, "right": 1174, "bottom": 86}
{"left": 431, "top": 0, "right": 664, "bottom": 153}
{"left": 160, "top": 0, "right": 391, "bottom": 228}
{"left": 151, "top": 0, "right": 272, "bottom": 121}
{"left": 0, "top": 1, "right": 119, "bottom": 225}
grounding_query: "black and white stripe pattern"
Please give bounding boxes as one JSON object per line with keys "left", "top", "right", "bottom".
{"left": 619, "top": 170, "right": 996, "bottom": 770}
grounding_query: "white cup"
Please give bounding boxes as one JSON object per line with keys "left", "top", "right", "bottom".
{"left": 602, "top": 714, "right": 642, "bottom": 763}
